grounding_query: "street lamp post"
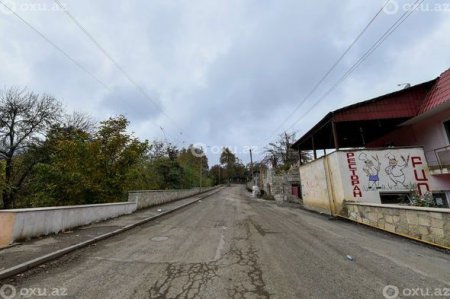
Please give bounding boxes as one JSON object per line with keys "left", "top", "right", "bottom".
{"left": 200, "top": 156, "right": 202, "bottom": 191}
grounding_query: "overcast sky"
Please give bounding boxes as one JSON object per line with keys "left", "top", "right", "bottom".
{"left": 1, "top": 0, "right": 449, "bottom": 165}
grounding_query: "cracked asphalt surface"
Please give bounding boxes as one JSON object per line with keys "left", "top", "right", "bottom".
{"left": 1, "top": 185, "right": 449, "bottom": 298}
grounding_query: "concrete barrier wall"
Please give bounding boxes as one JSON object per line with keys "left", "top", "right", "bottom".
{"left": 0, "top": 202, "right": 136, "bottom": 247}
{"left": 345, "top": 202, "right": 450, "bottom": 248}
{"left": 129, "top": 187, "right": 216, "bottom": 209}
{"left": 0, "top": 186, "right": 220, "bottom": 247}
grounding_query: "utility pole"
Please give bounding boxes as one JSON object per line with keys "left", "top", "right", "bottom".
{"left": 227, "top": 154, "right": 230, "bottom": 186}
{"left": 285, "top": 132, "right": 290, "bottom": 167}
{"left": 249, "top": 149, "right": 254, "bottom": 185}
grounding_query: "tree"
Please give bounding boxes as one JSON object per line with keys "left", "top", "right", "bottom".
{"left": 141, "top": 140, "right": 185, "bottom": 189}
{"left": 177, "top": 145, "right": 209, "bottom": 188}
{"left": 23, "top": 115, "right": 149, "bottom": 206}
{"left": 263, "top": 132, "right": 310, "bottom": 172}
{"left": 220, "top": 147, "right": 237, "bottom": 184}
{"left": 0, "top": 88, "right": 61, "bottom": 208}
{"left": 24, "top": 123, "right": 99, "bottom": 206}
{"left": 209, "top": 164, "right": 223, "bottom": 185}
{"left": 232, "top": 162, "right": 248, "bottom": 183}
{"left": 151, "top": 157, "right": 184, "bottom": 189}
{"left": 148, "top": 140, "right": 178, "bottom": 161}
{"left": 94, "top": 115, "right": 149, "bottom": 201}
{"left": 62, "top": 112, "right": 95, "bottom": 133}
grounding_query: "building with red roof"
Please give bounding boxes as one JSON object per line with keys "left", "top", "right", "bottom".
{"left": 292, "top": 68, "right": 450, "bottom": 214}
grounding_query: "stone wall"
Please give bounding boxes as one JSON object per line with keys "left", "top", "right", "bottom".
{"left": 260, "top": 167, "right": 300, "bottom": 203}
{"left": 345, "top": 202, "right": 450, "bottom": 248}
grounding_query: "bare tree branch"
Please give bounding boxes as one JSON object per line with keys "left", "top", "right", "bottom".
{"left": 0, "top": 87, "right": 62, "bottom": 208}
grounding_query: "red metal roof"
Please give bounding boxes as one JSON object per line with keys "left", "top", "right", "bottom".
{"left": 419, "top": 69, "right": 450, "bottom": 114}
{"left": 292, "top": 68, "right": 450, "bottom": 150}
{"left": 333, "top": 82, "right": 431, "bottom": 122}
{"left": 291, "top": 80, "right": 435, "bottom": 150}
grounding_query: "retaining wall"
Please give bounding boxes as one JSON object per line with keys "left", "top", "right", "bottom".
{"left": 0, "top": 186, "right": 219, "bottom": 247}
{"left": 345, "top": 202, "right": 450, "bottom": 248}
{"left": 0, "top": 202, "right": 136, "bottom": 247}
{"left": 129, "top": 187, "right": 216, "bottom": 209}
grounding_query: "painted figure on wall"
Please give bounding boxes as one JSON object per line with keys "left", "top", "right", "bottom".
{"left": 385, "top": 152, "right": 409, "bottom": 188}
{"left": 359, "top": 153, "right": 381, "bottom": 190}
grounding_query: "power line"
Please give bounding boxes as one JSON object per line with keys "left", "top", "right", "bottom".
{"left": 53, "top": 0, "right": 186, "bottom": 140}
{"left": 265, "top": 0, "right": 392, "bottom": 142}
{"left": 0, "top": 0, "right": 178, "bottom": 144}
{"left": 0, "top": 0, "right": 111, "bottom": 90}
{"left": 285, "top": 0, "right": 424, "bottom": 133}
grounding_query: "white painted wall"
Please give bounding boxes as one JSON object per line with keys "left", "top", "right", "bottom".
{"left": 0, "top": 187, "right": 218, "bottom": 247}
{"left": 338, "top": 148, "right": 431, "bottom": 203}
{"left": 326, "top": 152, "right": 345, "bottom": 210}
{"left": 129, "top": 187, "right": 217, "bottom": 209}
{"left": 300, "top": 147, "right": 433, "bottom": 214}
{"left": 410, "top": 108, "right": 450, "bottom": 165}
{"left": 300, "top": 157, "right": 333, "bottom": 214}
{"left": 0, "top": 202, "right": 136, "bottom": 247}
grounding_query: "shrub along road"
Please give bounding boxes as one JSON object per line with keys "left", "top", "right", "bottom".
{"left": 1, "top": 185, "right": 449, "bottom": 298}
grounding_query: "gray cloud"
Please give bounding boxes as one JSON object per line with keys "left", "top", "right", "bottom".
{"left": 99, "top": 86, "right": 162, "bottom": 121}
{"left": 0, "top": 0, "right": 449, "bottom": 164}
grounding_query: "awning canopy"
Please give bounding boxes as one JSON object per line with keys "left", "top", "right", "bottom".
{"left": 292, "top": 79, "right": 436, "bottom": 151}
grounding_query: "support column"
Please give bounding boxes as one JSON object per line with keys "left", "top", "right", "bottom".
{"left": 332, "top": 121, "right": 339, "bottom": 150}
{"left": 312, "top": 136, "right": 317, "bottom": 159}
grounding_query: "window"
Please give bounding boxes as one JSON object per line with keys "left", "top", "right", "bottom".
{"left": 432, "top": 192, "right": 449, "bottom": 208}
{"left": 443, "top": 120, "right": 450, "bottom": 143}
{"left": 380, "top": 193, "right": 412, "bottom": 204}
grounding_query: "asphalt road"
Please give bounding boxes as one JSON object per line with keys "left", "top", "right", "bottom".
{"left": 2, "top": 186, "right": 449, "bottom": 299}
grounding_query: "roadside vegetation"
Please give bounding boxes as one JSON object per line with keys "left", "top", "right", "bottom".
{"left": 0, "top": 88, "right": 247, "bottom": 209}
{"left": 262, "top": 132, "right": 311, "bottom": 173}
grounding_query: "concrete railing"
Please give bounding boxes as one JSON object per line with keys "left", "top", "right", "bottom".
{"left": 0, "top": 202, "right": 136, "bottom": 247}
{"left": 345, "top": 202, "right": 450, "bottom": 248}
{"left": 128, "top": 187, "right": 217, "bottom": 209}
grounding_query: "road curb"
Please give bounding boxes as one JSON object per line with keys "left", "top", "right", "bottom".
{"left": 336, "top": 215, "right": 450, "bottom": 252}
{"left": 0, "top": 187, "right": 224, "bottom": 281}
